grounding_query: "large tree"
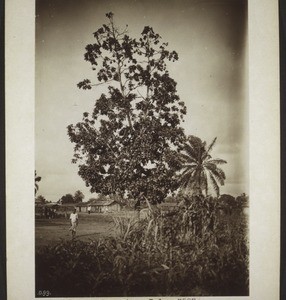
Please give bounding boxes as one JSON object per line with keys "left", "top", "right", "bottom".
{"left": 179, "top": 135, "right": 227, "bottom": 196}
{"left": 67, "top": 13, "right": 186, "bottom": 205}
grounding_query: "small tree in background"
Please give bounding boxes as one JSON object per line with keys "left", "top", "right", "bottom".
{"left": 59, "top": 194, "right": 74, "bottom": 204}
{"left": 68, "top": 12, "right": 186, "bottom": 205}
{"left": 218, "top": 194, "right": 236, "bottom": 215}
{"left": 236, "top": 193, "right": 249, "bottom": 210}
{"left": 35, "top": 171, "right": 41, "bottom": 195}
{"left": 74, "top": 190, "right": 85, "bottom": 203}
{"left": 36, "top": 195, "right": 46, "bottom": 204}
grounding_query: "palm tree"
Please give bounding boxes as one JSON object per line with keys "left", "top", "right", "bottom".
{"left": 35, "top": 171, "right": 41, "bottom": 195}
{"left": 179, "top": 135, "right": 227, "bottom": 196}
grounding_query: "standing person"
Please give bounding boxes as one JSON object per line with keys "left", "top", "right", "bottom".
{"left": 87, "top": 205, "right": 91, "bottom": 214}
{"left": 69, "top": 208, "right": 79, "bottom": 239}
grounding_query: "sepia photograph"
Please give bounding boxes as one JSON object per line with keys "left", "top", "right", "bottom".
{"left": 34, "top": 0, "right": 249, "bottom": 297}
{"left": 5, "top": 0, "right": 280, "bottom": 299}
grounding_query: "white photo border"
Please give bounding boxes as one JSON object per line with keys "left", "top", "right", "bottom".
{"left": 5, "top": 0, "right": 280, "bottom": 299}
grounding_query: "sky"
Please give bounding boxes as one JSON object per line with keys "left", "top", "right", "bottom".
{"left": 35, "top": 0, "right": 248, "bottom": 202}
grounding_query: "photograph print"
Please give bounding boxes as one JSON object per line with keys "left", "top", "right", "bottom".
{"left": 35, "top": 0, "right": 249, "bottom": 297}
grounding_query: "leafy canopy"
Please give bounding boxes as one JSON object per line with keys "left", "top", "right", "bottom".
{"left": 67, "top": 12, "right": 187, "bottom": 204}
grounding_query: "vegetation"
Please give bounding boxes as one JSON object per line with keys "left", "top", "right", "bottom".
{"left": 58, "top": 190, "right": 85, "bottom": 204}
{"left": 58, "top": 193, "right": 74, "bottom": 204}
{"left": 236, "top": 193, "right": 249, "bottom": 209}
{"left": 35, "top": 195, "right": 47, "bottom": 204}
{"left": 74, "top": 190, "right": 85, "bottom": 203}
{"left": 35, "top": 171, "right": 41, "bottom": 195}
{"left": 67, "top": 12, "right": 186, "bottom": 205}
{"left": 179, "top": 135, "right": 227, "bottom": 197}
{"left": 36, "top": 194, "right": 248, "bottom": 297}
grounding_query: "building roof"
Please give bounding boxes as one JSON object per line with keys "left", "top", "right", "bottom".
{"left": 45, "top": 203, "right": 60, "bottom": 207}
{"left": 58, "top": 203, "right": 77, "bottom": 207}
{"left": 89, "top": 200, "right": 118, "bottom": 206}
{"left": 76, "top": 202, "right": 88, "bottom": 207}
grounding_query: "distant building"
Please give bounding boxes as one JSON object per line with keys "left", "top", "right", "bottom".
{"left": 76, "top": 202, "right": 88, "bottom": 213}
{"left": 57, "top": 203, "right": 77, "bottom": 213}
{"left": 78, "top": 199, "right": 121, "bottom": 213}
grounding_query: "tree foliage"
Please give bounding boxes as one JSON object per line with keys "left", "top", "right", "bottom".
{"left": 35, "top": 171, "right": 42, "bottom": 195}
{"left": 59, "top": 194, "right": 75, "bottom": 204}
{"left": 68, "top": 13, "right": 187, "bottom": 204}
{"left": 179, "top": 135, "right": 227, "bottom": 196}
{"left": 218, "top": 194, "right": 236, "bottom": 214}
{"left": 36, "top": 195, "right": 46, "bottom": 204}
{"left": 235, "top": 193, "right": 249, "bottom": 209}
{"left": 74, "top": 190, "right": 85, "bottom": 203}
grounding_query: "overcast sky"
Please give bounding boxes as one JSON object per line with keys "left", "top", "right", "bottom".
{"left": 35, "top": 0, "right": 248, "bottom": 202}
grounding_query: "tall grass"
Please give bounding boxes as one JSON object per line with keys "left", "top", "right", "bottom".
{"left": 36, "top": 195, "right": 248, "bottom": 297}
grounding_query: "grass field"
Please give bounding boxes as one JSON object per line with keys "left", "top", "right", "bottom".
{"left": 35, "top": 212, "right": 135, "bottom": 249}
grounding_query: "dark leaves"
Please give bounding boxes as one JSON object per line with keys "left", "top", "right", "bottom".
{"left": 77, "top": 79, "right": 92, "bottom": 90}
{"left": 106, "top": 12, "right": 114, "bottom": 19}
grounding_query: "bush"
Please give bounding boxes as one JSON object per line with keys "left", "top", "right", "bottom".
{"left": 36, "top": 195, "right": 249, "bottom": 297}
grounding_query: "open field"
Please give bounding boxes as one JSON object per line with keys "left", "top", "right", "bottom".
{"left": 35, "top": 211, "right": 136, "bottom": 249}
{"left": 35, "top": 208, "right": 248, "bottom": 249}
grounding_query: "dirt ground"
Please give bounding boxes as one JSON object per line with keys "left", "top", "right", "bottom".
{"left": 35, "top": 211, "right": 136, "bottom": 249}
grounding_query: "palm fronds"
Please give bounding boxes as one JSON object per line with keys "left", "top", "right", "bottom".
{"left": 178, "top": 136, "right": 227, "bottom": 196}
